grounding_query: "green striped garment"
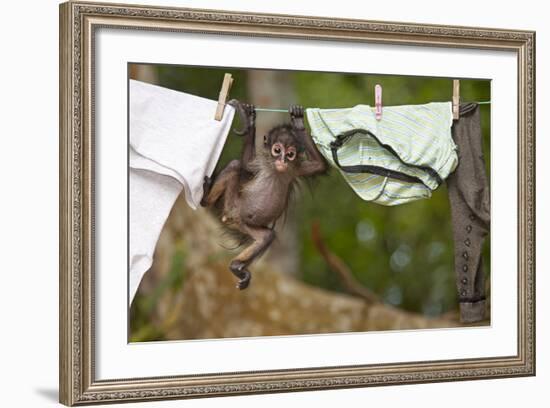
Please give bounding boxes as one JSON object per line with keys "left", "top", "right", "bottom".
{"left": 306, "top": 102, "right": 458, "bottom": 206}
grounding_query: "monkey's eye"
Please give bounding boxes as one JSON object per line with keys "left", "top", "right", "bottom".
{"left": 286, "top": 151, "right": 296, "bottom": 161}
{"left": 271, "top": 145, "right": 282, "bottom": 156}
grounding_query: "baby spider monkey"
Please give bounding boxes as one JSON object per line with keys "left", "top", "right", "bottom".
{"left": 201, "top": 100, "right": 327, "bottom": 290}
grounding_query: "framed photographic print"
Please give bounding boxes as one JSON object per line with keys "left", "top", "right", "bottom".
{"left": 59, "top": 1, "right": 536, "bottom": 405}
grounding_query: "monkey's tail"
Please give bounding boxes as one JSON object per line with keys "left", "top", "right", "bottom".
{"left": 205, "top": 199, "right": 252, "bottom": 250}
{"left": 219, "top": 225, "right": 253, "bottom": 250}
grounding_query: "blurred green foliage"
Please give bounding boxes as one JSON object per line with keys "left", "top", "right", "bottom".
{"left": 139, "top": 63, "right": 490, "bottom": 318}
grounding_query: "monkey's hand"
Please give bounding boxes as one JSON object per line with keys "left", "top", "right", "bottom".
{"left": 289, "top": 105, "right": 306, "bottom": 132}
{"left": 200, "top": 175, "right": 213, "bottom": 207}
{"left": 228, "top": 99, "right": 256, "bottom": 136}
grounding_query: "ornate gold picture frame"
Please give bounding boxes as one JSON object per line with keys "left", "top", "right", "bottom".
{"left": 59, "top": 1, "right": 535, "bottom": 405}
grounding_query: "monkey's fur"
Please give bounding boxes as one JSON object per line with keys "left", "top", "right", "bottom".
{"left": 201, "top": 100, "right": 327, "bottom": 290}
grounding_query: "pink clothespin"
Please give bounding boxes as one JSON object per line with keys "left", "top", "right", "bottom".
{"left": 375, "top": 84, "right": 382, "bottom": 121}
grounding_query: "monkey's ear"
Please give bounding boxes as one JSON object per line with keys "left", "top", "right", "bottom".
{"left": 263, "top": 135, "right": 268, "bottom": 145}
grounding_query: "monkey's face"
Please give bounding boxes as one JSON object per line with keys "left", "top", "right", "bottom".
{"left": 264, "top": 125, "right": 302, "bottom": 173}
{"left": 270, "top": 141, "right": 297, "bottom": 173}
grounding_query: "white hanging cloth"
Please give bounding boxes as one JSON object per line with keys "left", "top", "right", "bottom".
{"left": 129, "top": 79, "right": 235, "bottom": 304}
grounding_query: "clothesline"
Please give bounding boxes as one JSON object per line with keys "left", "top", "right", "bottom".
{"left": 254, "top": 100, "right": 491, "bottom": 113}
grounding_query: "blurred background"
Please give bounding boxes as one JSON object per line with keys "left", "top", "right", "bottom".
{"left": 129, "top": 63, "right": 491, "bottom": 342}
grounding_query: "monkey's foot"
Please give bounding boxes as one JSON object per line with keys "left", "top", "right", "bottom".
{"left": 229, "top": 260, "right": 251, "bottom": 290}
{"left": 236, "top": 273, "right": 251, "bottom": 290}
{"left": 200, "top": 176, "right": 213, "bottom": 207}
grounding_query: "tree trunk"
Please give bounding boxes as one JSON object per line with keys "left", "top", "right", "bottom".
{"left": 132, "top": 197, "right": 458, "bottom": 342}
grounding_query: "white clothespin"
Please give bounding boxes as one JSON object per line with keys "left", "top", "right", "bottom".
{"left": 375, "top": 84, "right": 382, "bottom": 121}
{"left": 452, "top": 79, "right": 460, "bottom": 120}
{"left": 214, "top": 73, "right": 234, "bottom": 121}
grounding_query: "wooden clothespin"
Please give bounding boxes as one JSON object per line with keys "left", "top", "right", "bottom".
{"left": 452, "top": 79, "right": 460, "bottom": 120}
{"left": 375, "top": 84, "right": 383, "bottom": 121}
{"left": 214, "top": 73, "right": 234, "bottom": 121}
